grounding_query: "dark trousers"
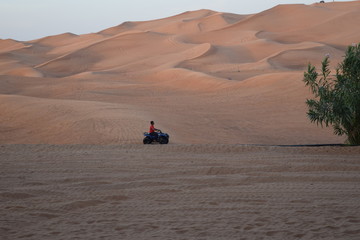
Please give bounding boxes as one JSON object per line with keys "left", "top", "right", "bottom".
{"left": 150, "top": 132, "right": 158, "bottom": 138}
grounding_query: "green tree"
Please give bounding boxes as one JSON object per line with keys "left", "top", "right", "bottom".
{"left": 303, "top": 43, "right": 360, "bottom": 145}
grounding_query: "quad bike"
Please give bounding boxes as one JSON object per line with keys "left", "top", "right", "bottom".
{"left": 143, "top": 130, "right": 169, "bottom": 144}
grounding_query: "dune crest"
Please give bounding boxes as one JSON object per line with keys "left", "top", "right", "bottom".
{"left": 0, "top": 39, "right": 27, "bottom": 53}
{"left": 1, "top": 2, "right": 359, "bottom": 144}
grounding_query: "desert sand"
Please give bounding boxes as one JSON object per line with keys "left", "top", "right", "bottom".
{"left": 1, "top": 144, "right": 360, "bottom": 239}
{"left": 1, "top": 1, "right": 360, "bottom": 239}
{"left": 1, "top": 1, "right": 360, "bottom": 145}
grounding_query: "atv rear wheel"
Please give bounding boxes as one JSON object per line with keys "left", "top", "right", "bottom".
{"left": 143, "top": 137, "right": 152, "bottom": 144}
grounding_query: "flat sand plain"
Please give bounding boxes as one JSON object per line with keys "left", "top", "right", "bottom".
{"left": 1, "top": 144, "right": 360, "bottom": 239}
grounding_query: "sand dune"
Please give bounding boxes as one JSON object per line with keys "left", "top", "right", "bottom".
{"left": 0, "top": 94, "right": 146, "bottom": 144}
{"left": 1, "top": 2, "right": 360, "bottom": 145}
{"left": 0, "top": 39, "right": 27, "bottom": 53}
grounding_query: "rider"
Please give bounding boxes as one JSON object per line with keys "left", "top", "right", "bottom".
{"left": 149, "top": 121, "right": 159, "bottom": 138}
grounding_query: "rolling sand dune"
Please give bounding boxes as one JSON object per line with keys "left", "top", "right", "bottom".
{"left": 2, "top": 2, "right": 360, "bottom": 144}
{"left": 0, "top": 39, "right": 26, "bottom": 53}
{"left": 1, "top": 2, "right": 360, "bottom": 239}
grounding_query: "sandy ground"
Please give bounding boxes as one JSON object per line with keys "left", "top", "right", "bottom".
{"left": 1, "top": 144, "right": 360, "bottom": 240}
{"left": 1, "top": 1, "right": 360, "bottom": 239}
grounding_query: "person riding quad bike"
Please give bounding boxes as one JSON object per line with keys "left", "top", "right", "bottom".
{"left": 143, "top": 121, "right": 169, "bottom": 144}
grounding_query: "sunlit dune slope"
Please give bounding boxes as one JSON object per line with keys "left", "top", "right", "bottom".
{"left": 1, "top": 2, "right": 359, "bottom": 144}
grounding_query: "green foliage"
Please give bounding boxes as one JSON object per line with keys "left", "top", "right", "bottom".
{"left": 303, "top": 43, "right": 360, "bottom": 145}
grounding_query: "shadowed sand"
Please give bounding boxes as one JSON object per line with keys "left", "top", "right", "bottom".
{"left": 1, "top": 2, "right": 360, "bottom": 240}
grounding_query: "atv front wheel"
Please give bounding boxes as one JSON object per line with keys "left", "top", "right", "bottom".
{"left": 159, "top": 136, "right": 169, "bottom": 144}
